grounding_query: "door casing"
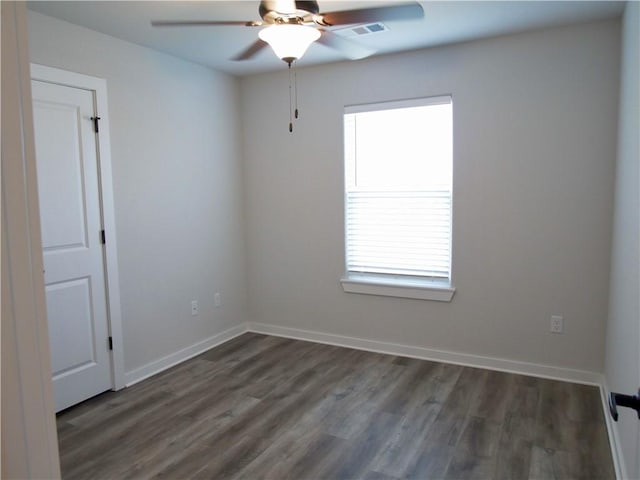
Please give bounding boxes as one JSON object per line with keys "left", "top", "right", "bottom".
{"left": 31, "top": 63, "right": 125, "bottom": 392}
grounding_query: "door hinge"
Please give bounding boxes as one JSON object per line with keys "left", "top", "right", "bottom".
{"left": 100, "top": 229, "right": 106, "bottom": 244}
{"left": 91, "top": 116, "right": 101, "bottom": 133}
{"left": 609, "top": 389, "right": 640, "bottom": 421}
{"left": 108, "top": 336, "right": 113, "bottom": 351}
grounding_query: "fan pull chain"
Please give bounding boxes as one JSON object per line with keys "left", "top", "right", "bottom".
{"left": 294, "top": 62, "right": 299, "bottom": 120}
{"left": 288, "top": 62, "right": 293, "bottom": 133}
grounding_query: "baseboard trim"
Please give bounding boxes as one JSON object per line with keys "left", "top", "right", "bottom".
{"left": 123, "top": 320, "right": 603, "bottom": 389}
{"left": 121, "top": 320, "right": 619, "bottom": 475}
{"left": 599, "top": 380, "right": 628, "bottom": 480}
{"left": 123, "top": 323, "right": 248, "bottom": 387}
{"left": 247, "top": 322, "right": 602, "bottom": 386}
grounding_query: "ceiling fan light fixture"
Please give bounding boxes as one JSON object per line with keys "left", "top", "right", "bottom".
{"left": 258, "top": 24, "right": 320, "bottom": 63}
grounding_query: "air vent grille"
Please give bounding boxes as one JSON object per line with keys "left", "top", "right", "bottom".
{"left": 333, "top": 23, "right": 389, "bottom": 38}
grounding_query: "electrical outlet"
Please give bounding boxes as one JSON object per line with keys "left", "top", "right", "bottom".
{"left": 191, "top": 300, "right": 199, "bottom": 316}
{"left": 550, "top": 315, "right": 564, "bottom": 334}
{"left": 214, "top": 292, "right": 221, "bottom": 308}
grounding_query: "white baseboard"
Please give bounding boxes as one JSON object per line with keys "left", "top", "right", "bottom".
{"left": 247, "top": 322, "right": 602, "bottom": 386}
{"left": 123, "top": 323, "right": 248, "bottom": 387}
{"left": 123, "top": 319, "right": 603, "bottom": 387}
{"left": 123, "top": 321, "right": 603, "bottom": 388}
{"left": 599, "top": 380, "right": 629, "bottom": 480}
{"left": 121, "top": 320, "right": 620, "bottom": 475}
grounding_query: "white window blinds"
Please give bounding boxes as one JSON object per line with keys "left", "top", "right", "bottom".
{"left": 344, "top": 96, "right": 453, "bottom": 282}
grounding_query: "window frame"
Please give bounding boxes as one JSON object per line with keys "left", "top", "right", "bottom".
{"left": 340, "top": 95, "right": 455, "bottom": 302}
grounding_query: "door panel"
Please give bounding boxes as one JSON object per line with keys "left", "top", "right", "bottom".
{"left": 45, "top": 277, "right": 96, "bottom": 375}
{"left": 34, "top": 101, "right": 87, "bottom": 250}
{"left": 32, "top": 79, "right": 112, "bottom": 412}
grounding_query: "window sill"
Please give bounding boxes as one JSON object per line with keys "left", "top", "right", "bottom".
{"left": 340, "top": 275, "right": 456, "bottom": 302}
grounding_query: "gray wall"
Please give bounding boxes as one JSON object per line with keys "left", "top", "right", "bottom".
{"left": 241, "top": 19, "right": 620, "bottom": 373}
{"left": 605, "top": 2, "right": 640, "bottom": 478}
{"left": 28, "top": 12, "right": 248, "bottom": 374}
{"left": 27, "top": 10, "right": 623, "bottom": 381}
{"left": 20, "top": 8, "right": 637, "bottom": 475}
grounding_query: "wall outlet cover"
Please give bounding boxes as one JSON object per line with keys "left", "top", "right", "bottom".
{"left": 550, "top": 315, "right": 564, "bottom": 334}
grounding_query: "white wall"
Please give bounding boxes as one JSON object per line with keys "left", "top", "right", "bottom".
{"left": 241, "top": 20, "right": 620, "bottom": 374}
{"left": 605, "top": 2, "right": 640, "bottom": 478}
{"left": 27, "top": 12, "right": 248, "bottom": 375}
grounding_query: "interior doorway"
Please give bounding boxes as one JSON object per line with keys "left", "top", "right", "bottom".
{"left": 31, "top": 64, "right": 125, "bottom": 411}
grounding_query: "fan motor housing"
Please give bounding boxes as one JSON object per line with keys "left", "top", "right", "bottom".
{"left": 259, "top": 0, "right": 320, "bottom": 23}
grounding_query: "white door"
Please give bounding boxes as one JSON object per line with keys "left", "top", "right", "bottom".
{"left": 32, "top": 79, "right": 113, "bottom": 412}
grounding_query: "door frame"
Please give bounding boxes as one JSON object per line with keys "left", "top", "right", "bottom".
{"left": 31, "top": 63, "right": 125, "bottom": 391}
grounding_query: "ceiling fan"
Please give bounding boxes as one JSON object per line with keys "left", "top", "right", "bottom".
{"left": 152, "top": 1, "right": 424, "bottom": 64}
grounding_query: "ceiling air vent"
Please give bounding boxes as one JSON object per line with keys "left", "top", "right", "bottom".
{"left": 333, "top": 23, "right": 389, "bottom": 38}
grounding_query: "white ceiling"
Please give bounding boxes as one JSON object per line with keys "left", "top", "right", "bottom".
{"left": 27, "top": 1, "right": 625, "bottom": 77}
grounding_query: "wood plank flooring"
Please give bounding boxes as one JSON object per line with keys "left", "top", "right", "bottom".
{"left": 57, "top": 333, "right": 615, "bottom": 479}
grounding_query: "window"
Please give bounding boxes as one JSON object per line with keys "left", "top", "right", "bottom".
{"left": 341, "top": 96, "right": 455, "bottom": 302}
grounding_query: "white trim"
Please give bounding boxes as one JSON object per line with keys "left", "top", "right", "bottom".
{"left": 2, "top": 4, "right": 61, "bottom": 476}
{"left": 247, "top": 322, "right": 602, "bottom": 385}
{"left": 600, "top": 379, "right": 629, "bottom": 480}
{"left": 31, "top": 63, "right": 105, "bottom": 93}
{"left": 123, "top": 320, "right": 603, "bottom": 387}
{"left": 124, "top": 324, "right": 248, "bottom": 387}
{"left": 345, "top": 94, "right": 452, "bottom": 114}
{"left": 341, "top": 276, "right": 455, "bottom": 302}
{"left": 118, "top": 319, "right": 615, "bottom": 475}
{"left": 30, "top": 63, "right": 126, "bottom": 390}
{"left": 116, "top": 319, "right": 616, "bottom": 475}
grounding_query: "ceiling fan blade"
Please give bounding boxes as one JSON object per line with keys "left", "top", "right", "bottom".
{"left": 318, "top": 3, "right": 423, "bottom": 27}
{"left": 317, "top": 29, "right": 375, "bottom": 60}
{"left": 151, "top": 20, "right": 262, "bottom": 27}
{"left": 231, "top": 39, "right": 269, "bottom": 61}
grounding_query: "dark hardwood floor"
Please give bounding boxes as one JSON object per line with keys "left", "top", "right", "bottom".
{"left": 57, "top": 333, "right": 615, "bottom": 479}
